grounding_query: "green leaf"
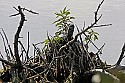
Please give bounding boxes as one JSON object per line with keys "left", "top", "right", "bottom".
{"left": 53, "top": 18, "right": 63, "bottom": 24}
{"left": 44, "top": 39, "right": 49, "bottom": 44}
{"left": 55, "top": 22, "right": 62, "bottom": 27}
{"left": 60, "top": 10, "right": 63, "bottom": 14}
{"left": 53, "top": 7, "right": 75, "bottom": 36}
{"left": 55, "top": 32, "right": 59, "bottom": 36}
{"left": 66, "top": 9, "right": 70, "bottom": 12}
{"left": 55, "top": 12, "right": 62, "bottom": 17}
{"left": 94, "top": 32, "right": 99, "bottom": 35}
{"left": 65, "top": 11, "right": 70, "bottom": 16}
{"left": 63, "top": 6, "right": 67, "bottom": 13}
{"left": 84, "top": 35, "right": 90, "bottom": 42}
{"left": 70, "top": 17, "right": 75, "bottom": 19}
{"left": 94, "top": 35, "right": 98, "bottom": 41}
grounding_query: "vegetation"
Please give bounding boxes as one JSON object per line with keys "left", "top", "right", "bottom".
{"left": 0, "top": 0, "right": 125, "bottom": 83}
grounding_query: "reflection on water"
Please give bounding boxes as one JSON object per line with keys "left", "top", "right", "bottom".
{"left": 0, "top": 0, "right": 125, "bottom": 64}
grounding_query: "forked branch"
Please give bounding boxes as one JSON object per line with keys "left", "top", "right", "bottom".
{"left": 58, "top": 0, "right": 111, "bottom": 55}
{"left": 13, "top": 6, "right": 25, "bottom": 68}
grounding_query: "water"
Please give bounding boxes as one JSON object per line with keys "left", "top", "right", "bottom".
{"left": 0, "top": 0, "right": 125, "bottom": 65}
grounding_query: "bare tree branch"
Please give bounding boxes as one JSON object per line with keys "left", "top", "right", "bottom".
{"left": 0, "top": 57, "right": 14, "bottom": 66}
{"left": 94, "top": 0, "right": 104, "bottom": 23}
{"left": 93, "top": 24, "right": 112, "bottom": 28}
{"left": 18, "top": 41, "right": 27, "bottom": 53}
{"left": 23, "top": 8, "right": 39, "bottom": 15}
{"left": 10, "top": 13, "right": 20, "bottom": 17}
{"left": 26, "top": 32, "right": 30, "bottom": 60}
{"left": 13, "top": 6, "right": 19, "bottom": 11}
{"left": 0, "top": 28, "right": 15, "bottom": 60}
{"left": 116, "top": 43, "right": 125, "bottom": 66}
{"left": 0, "top": 32, "right": 10, "bottom": 61}
{"left": 57, "top": 0, "right": 109, "bottom": 56}
{"left": 13, "top": 6, "right": 25, "bottom": 72}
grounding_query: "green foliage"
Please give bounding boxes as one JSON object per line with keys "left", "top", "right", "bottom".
{"left": 53, "top": 6, "right": 99, "bottom": 45}
{"left": 84, "top": 29, "right": 99, "bottom": 43}
{"left": 43, "top": 35, "right": 63, "bottom": 46}
{"left": 53, "top": 6, "right": 75, "bottom": 36}
{"left": 43, "top": 7, "right": 75, "bottom": 46}
{"left": 44, "top": 6, "right": 100, "bottom": 48}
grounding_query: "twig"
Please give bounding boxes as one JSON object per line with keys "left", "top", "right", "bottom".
{"left": 94, "top": 0, "right": 104, "bottom": 23}
{"left": 23, "top": 8, "right": 39, "bottom": 14}
{"left": 26, "top": 32, "right": 30, "bottom": 60}
{"left": 18, "top": 41, "right": 27, "bottom": 53}
{"left": 20, "top": 46, "right": 24, "bottom": 62}
{"left": 32, "top": 44, "right": 46, "bottom": 64}
{"left": 83, "top": 21, "right": 85, "bottom": 30}
{"left": 93, "top": 24, "right": 112, "bottom": 28}
{"left": 0, "top": 52, "right": 4, "bottom": 59}
{"left": 0, "top": 57, "right": 14, "bottom": 66}
{"left": 116, "top": 43, "right": 125, "bottom": 66}
{"left": 10, "top": 13, "right": 20, "bottom": 17}
{"left": 83, "top": 32, "right": 102, "bottom": 53}
{"left": 23, "top": 66, "right": 37, "bottom": 74}
{"left": 0, "top": 52, "right": 6, "bottom": 70}
{"left": 96, "top": 43, "right": 105, "bottom": 55}
{"left": 26, "top": 57, "right": 58, "bottom": 83}
{"left": 0, "top": 28, "right": 14, "bottom": 60}
{"left": 0, "top": 32, "right": 10, "bottom": 61}
{"left": 13, "top": 6, "right": 19, "bottom": 11}
{"left": 75, "top": 24, "right": 84, "bottom": 50}
{"left": 47, "top": 32, "right": 60, "bottom": 78}
{"left": 10, "top": 6, "right": 39, "bottom": 17}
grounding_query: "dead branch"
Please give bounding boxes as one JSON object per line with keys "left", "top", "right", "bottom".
{"left": 23, "top": 8, "right": 39, "bottom": 15}
{"left": 13, "top": 6, "right": 25, "bottom": 70}
{"left": 0, "top": 57, "right": 14, "bottom": 66}
{"left": 26, "top": 32, "right": 30, "bottom": 60}
{"left": 0, "top": 32, "right": 10, "bottom": 59}
{"left": 10, "top": 6, "right": 39, "bottom": 17}
{"left": 0, "top": 28, "right": 14, "bottom": 59}
{"left": 0, "top": 52, "right": 4, "bottom": 59}
{"left": 75, "top": 24, "right": 84, "bottom": 50}
{"left": 13, "top": 6, "right": 19, "bottom": 11}
{"left": 10, "top": 13, "right": 20, "bottom": 17}
{"left": 96, "top": 43, "right": 105, "bottom": 55}
{"left": 116, "top": 43, "right": 125, "bottom": 66}
{"left": 0, "top": 52, "right": 6, "bottom": 70}
{"left": 18, "top": 41, "right": 27, "bottom": 53}
{"left": 93, "top": 24, "right": 112, "bottom": 28}
{"left": 58, "top": 0, "right": 109, "bottom": 56}
{"left": 94, "top": 0, "right": 104, "bottom": 23}
{"left": 32, "top": 44, "right": 46, "bottom": 64}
